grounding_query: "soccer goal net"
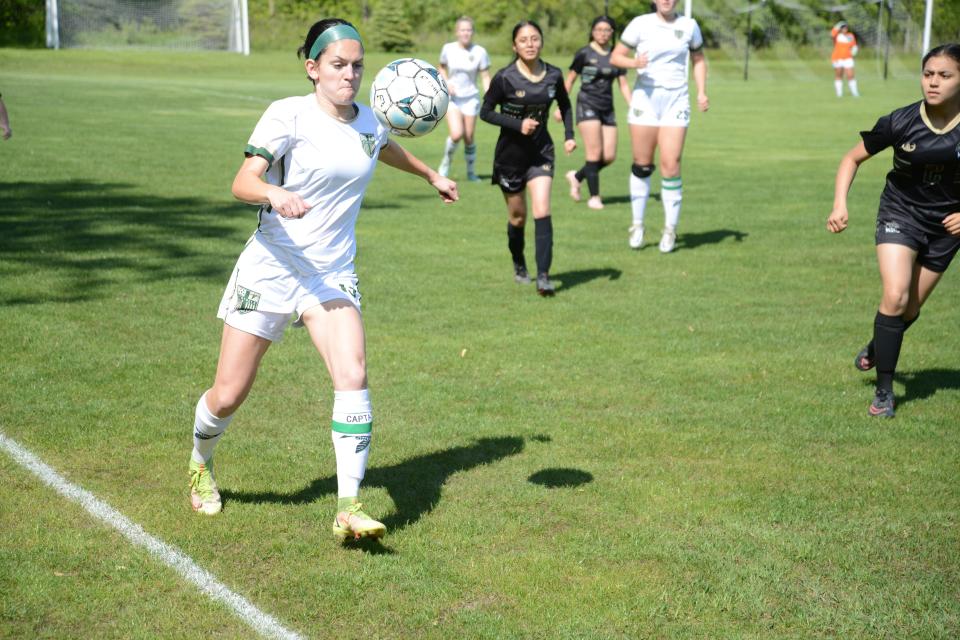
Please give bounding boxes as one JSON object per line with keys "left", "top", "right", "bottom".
{"left": 46, "top": 0, "right": 249, "bottom": 53}
{"left": 694, "top": 0, "right": 925, "bottom": 79}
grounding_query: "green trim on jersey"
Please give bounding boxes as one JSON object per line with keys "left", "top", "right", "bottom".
{"left": 245, "top": 144, "right": 275, "bottom": 166}
{"left": 332, "top": 420, "right": 372, "bottom": 435}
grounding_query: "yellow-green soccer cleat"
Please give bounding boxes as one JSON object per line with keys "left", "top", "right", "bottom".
{"left": 332, "top": 502, "right": 386, "bottom": 541}
{"left": 189, "top": 459, "right": 221, "bottom": 515}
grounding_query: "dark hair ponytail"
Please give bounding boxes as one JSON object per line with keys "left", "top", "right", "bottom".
{"left": 511, "top": 20, "right": 544, "bottom": 61}
{"left": 922, "top": 43, "right": 960, "bottom": 70}
{"left": 297, "top": 18, "right": 355, "bottom": 61}
{"left": 589, "top": 16, "right": 617, "bottom": 44}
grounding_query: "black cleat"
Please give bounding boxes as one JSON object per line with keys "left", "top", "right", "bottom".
{"left": 868, "top": 387, "right": 895, "bottom": 418}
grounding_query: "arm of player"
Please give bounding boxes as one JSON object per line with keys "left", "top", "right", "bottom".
{"left": 438, "top": 63, "right": 456, "bottom": 97}
{"left": 827, "top": 141, "right": 872, "bottom": 233}
{"left": 618, "top": 74, "right": 632, "bottom": 107}
{"left": 232, "top": 155, "right": 311, "bottom": 219}
{"left": 554, "top": 70, "right": 579, "bottom": 122}
{"left": 378, "top": 139, "right": 459, "bottom": 203}
{"left": 691, "top": 50, "right": 709, "bottom": 112}
{"left": 610, "top": 42, "right": 648, "bottom": 71}
{"left": 479, "top": 74, "right": 524, "bottom": 133}
{"left": 554, "top": 77, "right": 576, "bottom": 154}
{"left": 480, "top": 68, "right": 491, "bottom": 94}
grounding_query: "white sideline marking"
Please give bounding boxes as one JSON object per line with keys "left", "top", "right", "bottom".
{"left": 0, "top": 431, "right": 304, "bottom": 640}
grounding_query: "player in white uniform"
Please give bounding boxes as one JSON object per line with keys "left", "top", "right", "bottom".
{"left": 611, "top": 0, "right": 708, "bottom": 253}
{"left": 437, "top": 17, "right": 492, "bottom": 182}
{"left": 186, "top": 19, "right": 458, "bottom": 543}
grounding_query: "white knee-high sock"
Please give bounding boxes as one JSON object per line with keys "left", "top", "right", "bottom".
{"left": 192, "top": 393, "right": 233, "bottom": 464}
{"left": 661, "top": 177, "right": 683, "bottom": 228}
{"left": 331, "top": 389, "right": 372, "bottom": 499}
{"left": 848, "top": 79, "right": 859, "bottom": 97}
{"left": 629, "top": 174, "right": 651, "bottom": 226}
{"left": 834, "top": 79, "right": 843, "bottom": 97}
{"left": 444, "top": 137, "right": 459, "bottom": 161}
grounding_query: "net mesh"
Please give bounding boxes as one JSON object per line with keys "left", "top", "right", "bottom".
{"left": 56, "top": 0, "right": 241, "bottom": 50}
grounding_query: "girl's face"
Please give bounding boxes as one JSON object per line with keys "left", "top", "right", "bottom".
{"left": 307, "top": 39, "right": 364, "bottom": 106}
{"left": 456, "top": 21, "right": 474, "bottom": 46}
{"left": 592, "top": 22, "right": 614, "bottom": 47}
{"left": 921, "top": 54, "right": 960, "bottom": 107}
{"left": 513, "top": 25, "right": 543, "bottom": 64}
{"left": 655, "top": 0, "right": 679, "bottom": 16}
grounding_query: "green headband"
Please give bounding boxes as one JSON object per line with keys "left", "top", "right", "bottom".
{"left": 309, "top": 24, "right": 362, "bottom": 61}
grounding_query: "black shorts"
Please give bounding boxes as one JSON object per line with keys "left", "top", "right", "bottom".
{"left": 875, "top": 215, "right": 960, "bottom": 273}
{"left": 576, "top": 103, "right": 616, "bottom": 127}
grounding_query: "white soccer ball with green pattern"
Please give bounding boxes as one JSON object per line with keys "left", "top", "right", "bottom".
{"left": 370, "top": 58, "right": 449, "bottom": 137}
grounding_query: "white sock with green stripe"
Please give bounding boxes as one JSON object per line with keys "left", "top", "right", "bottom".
{"left": 331, "top": 389, "right": 372, "bottom": 500}
{"left": 661, "top": 176, "right": 682, "bottom": 228}
{"left": 191, "top": 392, "right": 232, "bottom": 464}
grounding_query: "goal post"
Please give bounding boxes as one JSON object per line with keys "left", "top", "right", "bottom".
{"left": 45, "top": 0, "right": 249, "bottom": 54}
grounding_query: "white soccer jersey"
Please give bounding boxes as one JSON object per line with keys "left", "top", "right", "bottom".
{"left": 439, "top": 42, "right": 490, "bottom": 99}
{"left": 244, "top": 95, "right": 388, "bottom": 274}
{"left": 620, "top": 14, "right": 703, "bottom": 90}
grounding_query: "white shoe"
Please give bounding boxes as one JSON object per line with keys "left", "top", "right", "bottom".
{"left": 659, "top": 226, "right": 677, "bottom": 253}
{"left": 628, "top": 224, "right": 644, "bottom": 249}
{"left": 587, "top": 196, "right": 604, "bottom": 210}
{"left": 438, "top": 155, "right": 451, "bottom": 177}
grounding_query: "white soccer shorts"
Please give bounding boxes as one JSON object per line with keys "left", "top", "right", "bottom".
{"left": 217, "top": 234, "right": 361, "bottom": 342}
{"left": 627, "top": 85, "right": 691, "bottom": 128}
{"left": 832, "top": 58, "right": 855, "bottom": 69}
{"left": 449, "top": 94, "right": 481, "bottom": 117}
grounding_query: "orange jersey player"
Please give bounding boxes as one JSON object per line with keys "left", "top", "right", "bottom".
{"left": 831, "top": 21, "right": 859, "bottom": 97}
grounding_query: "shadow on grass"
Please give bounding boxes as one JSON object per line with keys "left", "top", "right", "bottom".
{"left": 0, "top": 180, "right": 250, "bottom": 305}
{"left": 677, "top": 228, "right": 748, "bottom": 250}
{"left": 860, "top": 368, "right": 960, "bottom": 408}
{"left": 222, "top": 436, "right": 525, "bottom": 533}
{"left": 603, "top": 192, "right": 661, "bottom": 205}
{"left": 528, "top": 467, "right": 593, "bottom": 488}
{"left": 552, "top": 268, "right": 621, "bottom": 292}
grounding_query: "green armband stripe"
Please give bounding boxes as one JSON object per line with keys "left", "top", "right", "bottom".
{"left": 245, "top": 144, "right": 275, "bottom": 166}
{"left": 331, "top": 420, "right": 372, "bottom": 435}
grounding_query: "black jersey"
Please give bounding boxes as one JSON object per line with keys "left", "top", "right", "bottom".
{"left": 480, "top": 60, "right": 574, "bottom": 170}
{"left": 861, "top": 101, "right": 960, "bottom": 227}
{"left": 570, "top": 45, "right": 624, "bottom": 112}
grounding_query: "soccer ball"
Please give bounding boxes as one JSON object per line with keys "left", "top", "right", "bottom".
{"left": 370, "top": 58, "right": 449, "bottom": 137}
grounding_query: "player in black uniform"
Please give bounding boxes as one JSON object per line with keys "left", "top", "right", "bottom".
{"left": 480, "top": 20, "right": 576, "bottom": 296}
{"left": 559, "top": 16, "right": 631, "bottom": 211}
{"left": 827, "top": 43, "right": 960, "bottom": 417}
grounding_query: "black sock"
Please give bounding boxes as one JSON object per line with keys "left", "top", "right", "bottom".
{"left": 584, "top": 161, "right": 602, "bottom": 197}
{"left": 534, "top": 216, "right": 553, "bottom": 276}
{"left": 507, "top": 222, "right": 525, "bottom": 268}
{"left": 866, "top": 312, "right": 918, "bottom": 359}
{"left": 873, "top": 311, "right": 906, "bottom": 392}
{"left": 574, "top": 168, "right": 585, "bottom": 182}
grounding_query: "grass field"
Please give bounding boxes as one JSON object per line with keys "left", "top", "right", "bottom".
{"left": 1, "top": 47, "right": 958, "bottom": 639}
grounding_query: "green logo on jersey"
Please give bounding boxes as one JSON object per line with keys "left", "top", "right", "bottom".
{"left": 360, "top": 133, "right": 376, "bottom": 158}
{"left": 674, "top": 29, "right": 684, "bottom": 39}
